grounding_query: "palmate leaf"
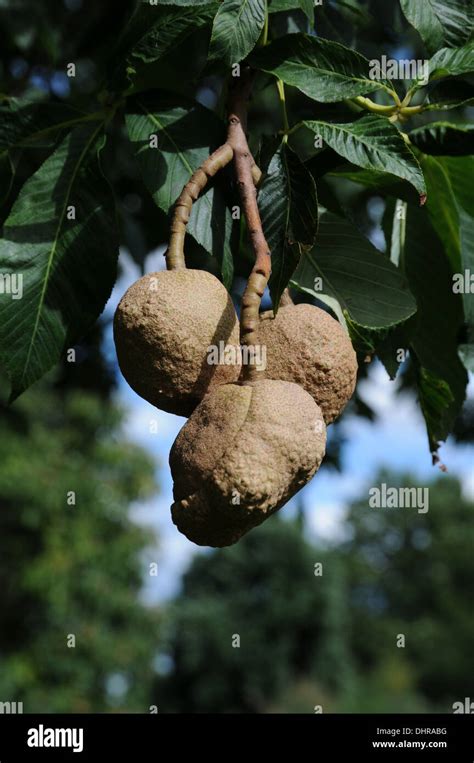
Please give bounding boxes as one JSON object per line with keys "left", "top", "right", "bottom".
{"left": 0, "top": 124, "right": 119, "bottom": 401}
{"left": 250, "top": 33, "right": 395, "bottom": 102}
{"left": 302, "top": 115, "right": 426, "bottom": 199}
{"left": 258, "top": 141, "right": 318, "bottom": 308}
{"left": 125, "top": 92, "right": 235, "bottom": 286}
{"left": 208, "top": 0, "right": 266, "bottom": 66}
{"left": 400, "top": 0, "right": 474, "bottom": 56}
{"left": 291, "top": 210, "right": 417, "bottom": 330}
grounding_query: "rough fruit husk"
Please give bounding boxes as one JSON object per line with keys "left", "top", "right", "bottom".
{"left": 170, "top": 379, "right": 326, "bottom": 547}
{"left": 258, "top": 304, "right": 357, "bottom": 424}
{"left": 113, "top": 269, "right": 241, "bottom": 417}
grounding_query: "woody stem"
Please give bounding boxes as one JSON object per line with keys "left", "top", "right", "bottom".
{"left": 227, "top": 69, "right": 271, "bottom": 383}
{"left": 165, "top": 144, "right": 233, "bottom": 270}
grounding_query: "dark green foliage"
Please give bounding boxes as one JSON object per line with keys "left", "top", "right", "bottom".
{"left": 0, "top": 339, "right": 159, "bottom": 712}
{"left": 156, "top": 474, "right": 474, "bottom": 713}
{"left": 0, "top": 1, "right": 472, "bottom": 451}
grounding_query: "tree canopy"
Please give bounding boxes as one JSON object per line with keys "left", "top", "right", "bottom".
{"left": 0, "top": 0, "right": 472, "bottom": 457}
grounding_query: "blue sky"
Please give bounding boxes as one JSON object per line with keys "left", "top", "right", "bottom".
{"left": 104, "top": 249, "right": 474, "bottom": 603}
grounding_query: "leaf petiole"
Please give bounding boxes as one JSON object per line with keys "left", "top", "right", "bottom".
{"left": 276, "top": 79, "right": 289, "bottom": 142}
{"left": 352, "top": 96, "right": 398, "bottom": 115}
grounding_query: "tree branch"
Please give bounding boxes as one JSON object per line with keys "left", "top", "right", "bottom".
{"left": 165, "top": 143, "right": 233, "bottom": 270}
{"left": 227, "top": 69, "right": 271, "bottom": 382}
{"left": 164, "top": 101, "right": 262, "bottom": 271}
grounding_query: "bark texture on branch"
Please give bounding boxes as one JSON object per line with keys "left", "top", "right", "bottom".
{"left": 165, "top": 72, "right": 262, "bottom": 272}
{"left": 227, "top": 69, "right": 271, "bottom": 382}
{"left": 164, "top": 69, "right": 269, "bottom": 381}
{"left": 165, "top": 143, "right": 233, "bottom": 270}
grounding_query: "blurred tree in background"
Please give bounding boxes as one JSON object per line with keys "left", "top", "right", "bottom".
{"left": 0, "top": 329, "right": 160, "bottom": 712}
{"left": 341, "top": 474, "right": 474, "bottom": 711}
{"left": 157, "top": 515, "right": 330, "bottom": 713}
{"left": 156, "top": 475, "right": 473, "bottom": 714}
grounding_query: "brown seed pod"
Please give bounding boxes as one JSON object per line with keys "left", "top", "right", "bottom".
{"left": 113, "top": 269, "right": 241, "bottom": 417}
{"left": 258, "top": 304, "right": 358, "bottom": 424}
{"left": 170, "top": 379, "right": 326, "bottom": 547}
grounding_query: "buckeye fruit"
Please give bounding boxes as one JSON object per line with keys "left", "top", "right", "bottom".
{"left": 170, "top": 379, "right": 326, "bottom": 547}
{"left": 114, "top": 269, "right": 241, "bottom": 417}
{"left": 258, "top": 303, "right": 357, "bottom": 424}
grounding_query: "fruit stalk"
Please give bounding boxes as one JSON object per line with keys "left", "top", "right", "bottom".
{"left": 164, "top": 84, "right": 262, "bottom": 273}
{"left": 227, "top": 68, "right": 271, "bottom": 382}
{"left": 165, "top": 143, "right": 234, "bottom": 270}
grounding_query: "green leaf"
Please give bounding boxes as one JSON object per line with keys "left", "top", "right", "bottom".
{"left": 427, "top": 41, "right": 474, "bottom": 81}
{"left": 376, "top": 321, "right": 415, "bottom": 380}
{"left": 303, "top": 115, "right": 426, "bottom": 198}
{"left": 149, "top": 0, "right": 214, "bottom": 4}
{"left": 410, "top": 122, "right": 474, "bottom": 155}
{"left": 459, "top": 344, "right": 474, "bottom": 372}
{"left": 400, "top": 153, "right": 474, "bottom": 375}
{"left": 0, "top": 99, "right": 96, "bottom": 158}
{"left": 403, "top": 204, "right": 467, "bottom": 451}
{"left": 421, "top": 156, "right": 474, "bottom": 371}
{"left": 310, "top": 0, "right": 379, "bottom": 46}
{"left": 269, "top": 0, "right": 314, "bottom": 23}
{"left": 388, "top": 200, "right": 408, "bottom": 268}
{"left": 296, "top": 0, "right": 314, "bottom": 23}
{"left": 291, "top": 210, "right": 417, "bottom": 329}
{"left": 415, "top": 366, "right": 456, "bottom": 456}
{"left": 121, "top": 3, "right": 215, "bottom": 67}
{"left": 328, "top": 167, "right": 421, "bottom": 205}
{"left": 0, "top": 152, "right": 15, "bottom": 209}
{"left": 0, "top": 99, "right": 103, "bottom": 211}
{"left": 0, "top": 125, "right": 119, "bottom": 401}
{"left": 400, "top": 0, "right": 474, "bottom": 56}
{"left": 208, "top": 0, "right": 266, "bottom": 66}
{"left": 424, "top": 78, "right": 474, "bottom": 109}
{"left": 420, "top": 154, "right": 473, "bottom": 272}
{"left": 407, "top": 42, "right": 474, "bottom": 99}
{"left": 125, "top": 93, "right": 235, "bottom": 286}
{"left": 259, "top": 142, "right": 318, "bottom": 308}
{"left": 250, "top": 33, "right": 394, "bottom": 102}
{"left": 345, "top": 316, "right": 415, "bottom": 379}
